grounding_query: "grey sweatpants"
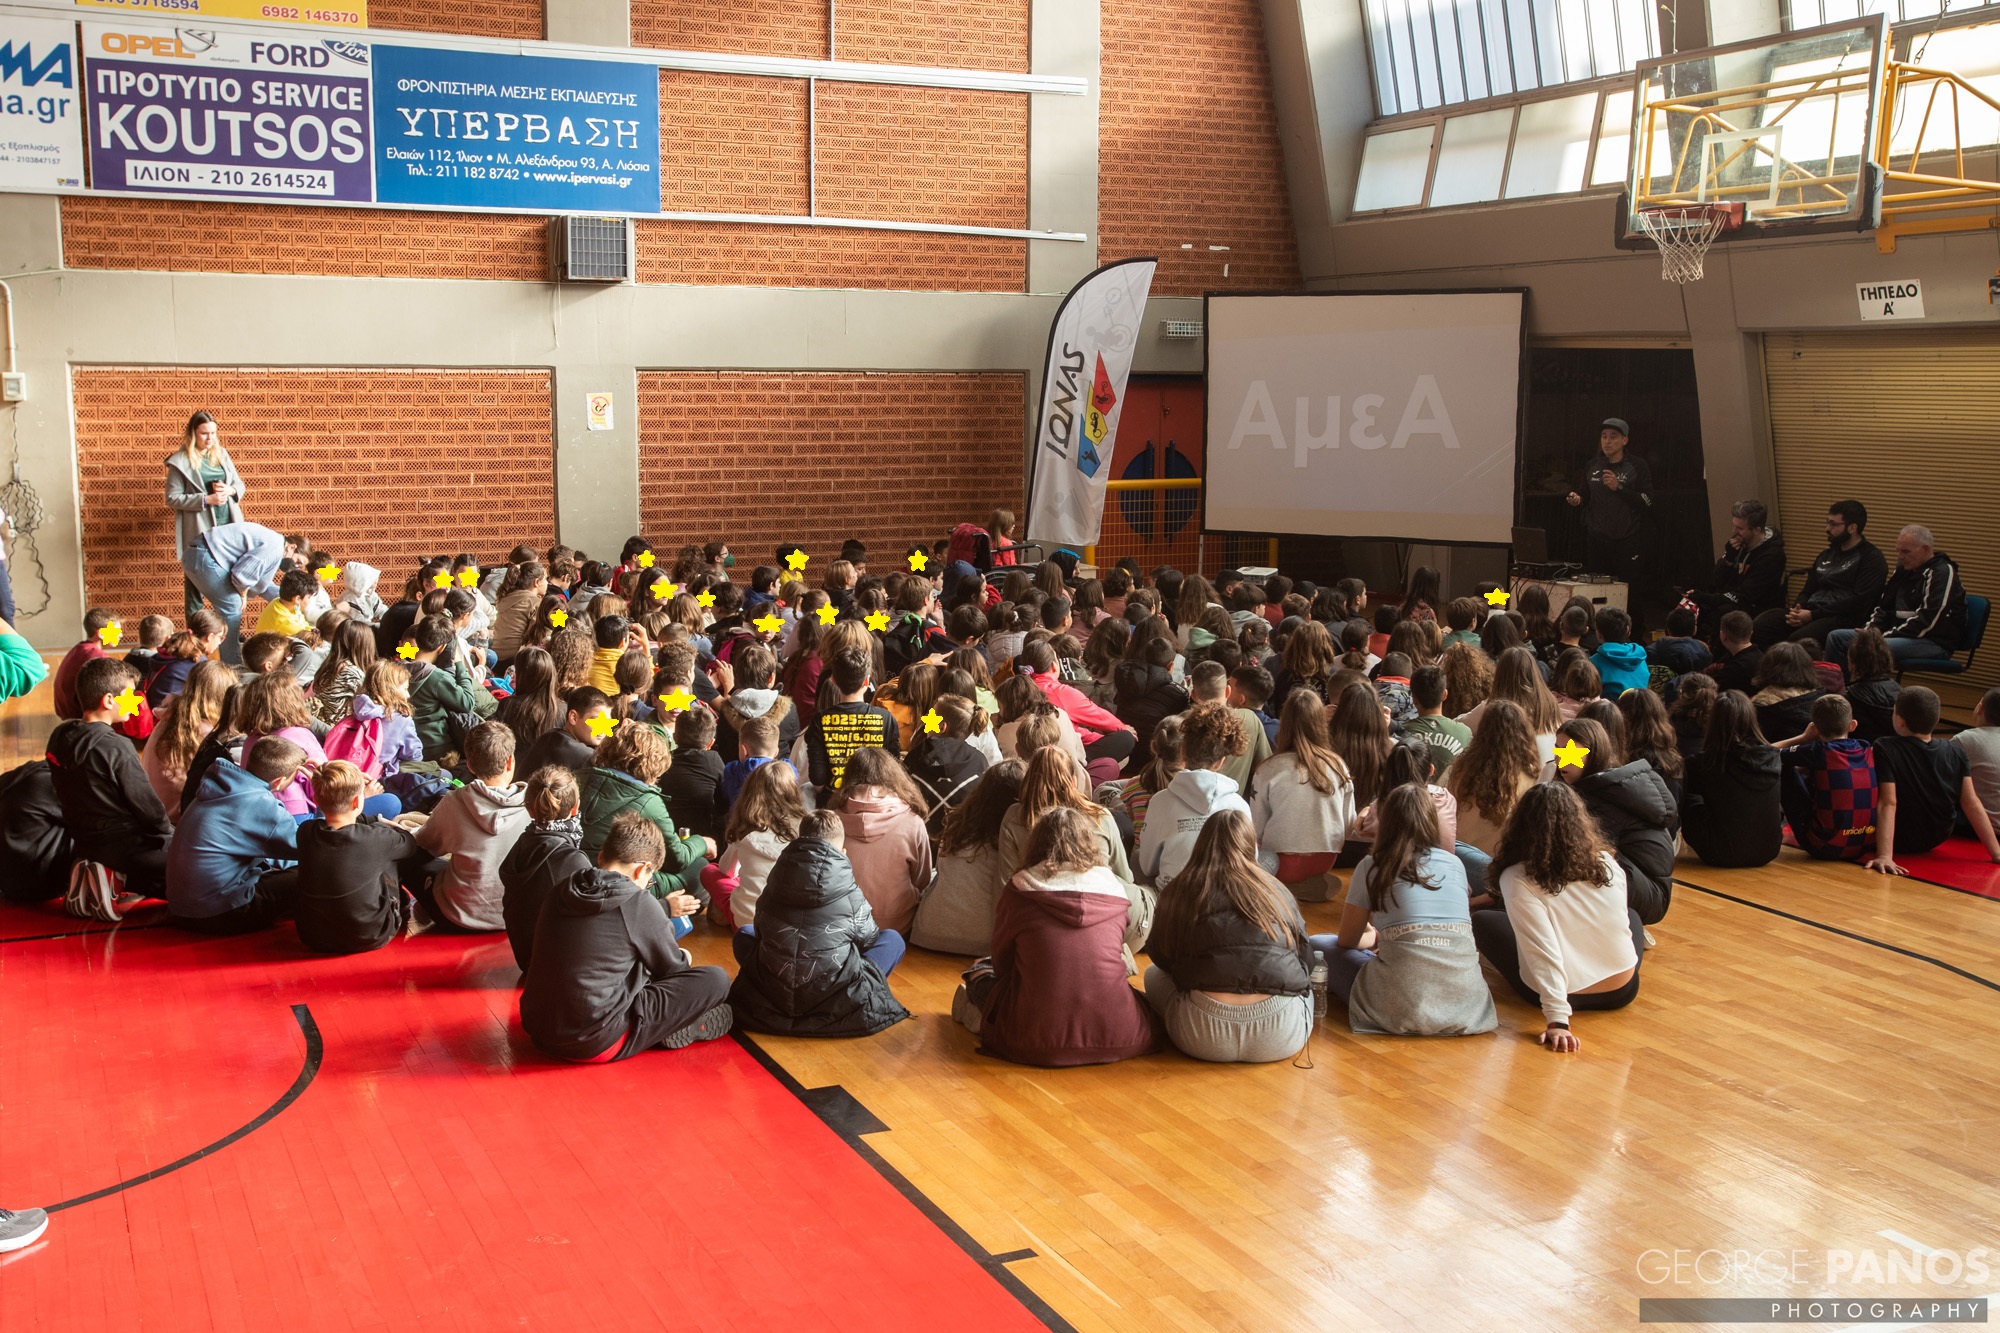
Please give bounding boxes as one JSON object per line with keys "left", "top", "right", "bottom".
{"left": 1142, "top": 965, "right": 1311, "bottom": 1064}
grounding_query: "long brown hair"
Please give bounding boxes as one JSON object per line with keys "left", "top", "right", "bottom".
{"left": 1488, "top": 645, "right": 1561, "bottom": 732}
{"left": 1015, "top": 745, "right": 1106, "bottom": 827}
{"left": 1327, "top": 682, "right": 1392, "bottom": 808}
{"left": 1445, "top": 697, "right": 1539, "bottom": 824}
{"left": 1489, "top": 783, "right": 1614, "bottom": 893}
{"left": 1272, "top": 686, "right": 1348, "bottom": 795}
{"left": 1617, "top": 687, "right": 1683, "bottom": 779}
{"left": 724, "top": 758, "right": 806, "bottom": 844}
{"left": 1557, "top": 717, "right": 1621, "bottom": 778}
{"left": 150, "top": 660, "right": 234, "bottom": 773}
{"left": 498, "top": 645, "right": 564, "bottom": 749}
{"left": 833, "top": 746, "right": 932, "bottom": 817}
{"left": 1022, "top": 805, "right": 1106, "bottom": 875}
{"left": 940, "top": 759, "right": 1026, "bottom": 856}
{"left": 1439, "top": 641, "right": 1493, "bottom": 716}
{"left": 1282, "top": 619, "right": 1338, "bottom": 687}
{"left": 1150, "top": 809, "right": 1303, "bottom": 952}
{"left": 1364, "top": 784, "right": 1445, "bottom": 912}
{"left": 312, "top": 618, "right": 377, "bottom": 697}
{"left": 236, "top": 670, "right": 312, "bottom": 735}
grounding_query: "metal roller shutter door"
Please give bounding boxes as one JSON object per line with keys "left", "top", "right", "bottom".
{"left": 1763, "top": 330, "right": 2000, "bottom": 690}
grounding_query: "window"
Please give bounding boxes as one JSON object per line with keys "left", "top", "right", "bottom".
{"left": 1505, "top": 90, "right": 1600, "bottom": 196}
{"left": 1365, "top": 0, "right": 1662, "bottom": 116}
{"left": 1353, "top": 123, "right": 1439, "bottom": 210}
{"left": 1785, "top": 0, "right": 2000, "bottom": 29}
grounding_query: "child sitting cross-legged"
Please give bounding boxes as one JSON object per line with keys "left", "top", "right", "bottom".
{"left": 728, "top": 809, "right": 911, "bottom": 1038}
{"left": 659, "top": 706, "right": 726, "bottom": 844}
{"left": 411, "top": 721, "right": 530, "bottom": 932}
{"left": 702, "top": 757, "right": 807, "bottom": 930}
{"left": 47, "top": 657, "right": 176, "bottom": 910}
{"left": 1863, "top": 686, "right": 2000, "bottom": 875}
{"left": 578, "top": 720, "right": 714, "bottom": 905}
{"left": 1773, "top": 693, "right": 1879, "bottom": 863}
{"left": 519, "top": 811, "right": 733, "bottom": 1063}
{"left": 292, "top": 759, "right": 429, "bottom": 955}
{"left": 164, "top": 736, "right": 305, "bottom": 934}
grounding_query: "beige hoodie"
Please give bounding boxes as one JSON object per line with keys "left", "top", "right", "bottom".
{"left": 835, "top": 786, "right": 934, "bottom": 935}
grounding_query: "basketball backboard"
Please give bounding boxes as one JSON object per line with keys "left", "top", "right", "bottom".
{"left": 1620, "top": 14, "right": 1888, "bottom": 244}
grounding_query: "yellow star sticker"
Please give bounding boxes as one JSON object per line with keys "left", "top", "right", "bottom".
{"left": 815, "top": 604, "right": 840, "bottom": 626}
{"left": 652, "top": 577, "right": 676, "bottom": 600}
{"left": 784, "top": 548, "right": 809, "bottom": 573}
{"left": 660, "top": 686, "right": 696, "bottom": 713}
{"left": 696, "top": 590, "right": 717, "bottom": 609}
{"left": 908, "top": 550, "right": 929, "bottom": 573}
{"left": 396, "top": 641, "right": 419, "bottom": 661}
{"left": 114, "top": 684, "right": 143, "bottom": 719}
{"left": 457, "top": 568, "right": 480, "bottom": 587}
{"left": 549, "top": 609, "right": 569, "bottom": 629}
{"left": 431, "top": 571, "right": 452, "bottom": 590}
{"left": 1484, "top": 587, "right": 1511, "bottom": 608}
{"left": 585, "top": 712, "right": 619, "bottom": 741}
{"left": 1554, "top": 738, "right": 1591, "bottom": 770}
{"left": 316, "top": 565, "right": 339, "bottom": 584}
{"left": 864, "top": 610, "right": 891, "bottom": 632}
{"left": 921, "top": 707, "right": 944, "bottom": 734}
{"left": 97, "top": 622, "right": 123, "bottom": 648}
{"left": 637, "top": 550, "right": 655, "bottom": 569}
{"left": 753, "top": 612, "right": 784, "bottom": 634}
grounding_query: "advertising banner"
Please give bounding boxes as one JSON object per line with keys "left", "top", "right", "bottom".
{"left": 371, "top": 44, "right": 660, "bottom": 214}
{"left": 0, "top": 13, "right": 84, "bottom": 190}
{"left": 1025, "top": 257, "right": 1157, "bottom": 549}
{"left": 83, "top": 23, "right": 372, "bottom": 202}
{"left": 75, "top": 0, "right": 369, "bottom": 31}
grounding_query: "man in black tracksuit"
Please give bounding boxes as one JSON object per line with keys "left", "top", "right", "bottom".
{"left": 1565, "top": 417, "right": 1653, "bottom": 585}
{"left": 1826, "top": 525, "right": 1968, "bottom": 676}
{"left": 1753, "top": 499, "right": 1888, "bottom": 647}
{"left": 1686, "top": 499, "right": 1787, "bottom": 643}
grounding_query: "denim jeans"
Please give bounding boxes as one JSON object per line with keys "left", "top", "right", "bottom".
{"left": 732, "top": 923, "right": 906, "bottom": 978}
{"left": 0, "top": 559, "right": 15, "bottom": 626}
{"left": 181, "top": 542, "right": 245, "bottom": 664}
{"left": 1825, "top": 627, "right": 1951, "bottom": 675}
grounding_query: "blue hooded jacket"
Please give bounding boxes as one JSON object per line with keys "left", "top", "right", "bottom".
{"left": 165, "top": 758, "right": 299, "bottom": 918}
{"left": 1591, "top": 641, "right": 1652, "bottom": 699}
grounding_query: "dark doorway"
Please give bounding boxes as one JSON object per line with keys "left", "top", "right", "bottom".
{"left": 1519, "top": 346, "right": 1713, "bottom": 629}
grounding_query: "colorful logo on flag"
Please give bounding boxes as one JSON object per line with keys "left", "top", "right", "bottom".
{"left": 1078, "top": 353, "right": 1116, "bottom": 479}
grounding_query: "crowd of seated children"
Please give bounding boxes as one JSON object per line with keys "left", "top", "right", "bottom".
{"left": 20, "top": 517, "right": 2000, "bottom": 1068}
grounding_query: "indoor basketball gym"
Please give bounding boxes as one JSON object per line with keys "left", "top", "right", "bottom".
{"left": 3, "top": 0, "right": 2000, "bottom": 1330}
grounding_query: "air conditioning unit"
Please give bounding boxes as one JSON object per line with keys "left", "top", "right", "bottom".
{"left": 548, "top": 216, "right": 634, "bottom": 283}
{"left": 1160, "top": 319, "right": 1203, "bottom": 340}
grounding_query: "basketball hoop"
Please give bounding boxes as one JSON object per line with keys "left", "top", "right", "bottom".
{"left": 1634, "top": 202, "right": 1744, "bottom": 284}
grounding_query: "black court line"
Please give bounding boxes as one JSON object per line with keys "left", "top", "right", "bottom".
{"left": 1674, "top": 877, "right": 2000, "bottom": 995}
{"left": 731, "top": 1031, "right": 1079, "bottom": 1333}
{"left": 0, "top": 920, "right": 170, "bottom": 945}
{"left": 43, "top": 1003, "right": 323, "bottom": 1214}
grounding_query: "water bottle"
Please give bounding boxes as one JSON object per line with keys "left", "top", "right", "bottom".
{"left": 1310, "top": 963, "right": 1328, "bottom": 1021}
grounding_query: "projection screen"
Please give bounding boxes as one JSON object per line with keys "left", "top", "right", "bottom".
{"left": 1204, "top": 291, "right": 1524, "bottom": 544}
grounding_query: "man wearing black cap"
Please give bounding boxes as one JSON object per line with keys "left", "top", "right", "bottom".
{"left": 1565, "top": 417, "right": 1652, "bottom": 584}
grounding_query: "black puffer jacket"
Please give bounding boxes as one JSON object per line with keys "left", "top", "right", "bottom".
{"left": 1148, "top": 890, "right": 1314, "bottom": 998}
{"left": 728, "top": 835, "right": 910, "bottom": 1037}
{"left": 1681, "top": 743, "right": 1782, "bottom": 869}
{"left": 1112, "top": 661, "right": 1189, "bottom": 755}
{"left": 0, "top": 760, "right": 73, "bottom": 903}
{"left": 499, "top": 818, "right": 592, "bottom": 971}
{"left": 1574, "top": 761, "right": 1679, "bottom": 925}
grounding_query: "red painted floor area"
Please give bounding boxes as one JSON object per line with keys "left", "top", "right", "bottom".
{"left": 0, "top": 902, "right": 1045, "bottom": 1332}
{"left": 1900, "top": 836, "right": 2000, "bottom": 901}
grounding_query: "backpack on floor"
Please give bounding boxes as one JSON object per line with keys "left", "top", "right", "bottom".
{"left": 322, "top": 714, "right": 385, "bottom": 779}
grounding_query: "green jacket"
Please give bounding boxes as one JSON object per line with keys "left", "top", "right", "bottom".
{"left": 409, "top": 658, "right": 483, "bottom": 759}
{"left": 577, "top": 765, "right": 706, "bottom": 896}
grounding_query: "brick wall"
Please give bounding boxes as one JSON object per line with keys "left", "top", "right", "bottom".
{"left": 73, "top": 368, "right": 555, "bottom": 624}
{"left": 633, "top": 0, "right": 826, "bottom": 60}
{"left": 636, "top": 372, "right": 1024, "bottom": 563}
{"left": 831, "top": 0, "right": 1028, "bottom": 72}
{"left": 370, "top": 0, "right": 542, "bottom": 39}
{"left": 61, "top": 199, "right": 549, "bottom": 281}
{"left": 1099, "top": 0, "right": 1300, "bottom": 296}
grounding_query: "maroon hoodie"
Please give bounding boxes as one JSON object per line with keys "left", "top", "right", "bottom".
{"left": 977, "top": 866, "right": 1162, "bottom": 1068}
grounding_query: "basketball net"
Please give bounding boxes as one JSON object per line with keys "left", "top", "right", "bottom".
{"left": 1635, "top": 205, "right": 1731, "bottom": 284}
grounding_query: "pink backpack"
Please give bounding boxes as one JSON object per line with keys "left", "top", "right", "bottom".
{"left": 321, "top": 713, "right": 384, "bottom": 779}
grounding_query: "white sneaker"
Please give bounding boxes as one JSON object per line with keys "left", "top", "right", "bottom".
{"left": 0, "top": 1206, "right": 49, "bottom": 1253}
{"left": 1643, "top": 928, "right": 1658, "bottom": 950}
{"left": 951, "top": 983, "right": 981, "bottom": 1036}
{"left": 64, "top": 861, "right": 126, "bottom": 922}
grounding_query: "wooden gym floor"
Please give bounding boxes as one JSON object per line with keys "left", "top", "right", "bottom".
{"left": 4, "top": 666, "right": 1998, "bottom": 1331}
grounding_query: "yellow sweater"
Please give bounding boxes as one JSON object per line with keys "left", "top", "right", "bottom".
{"left": 253, "top": 599, "right": 309, "bottom": 638}
{"left": 589, "top": 645, "right": 624, "bottom": 695}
